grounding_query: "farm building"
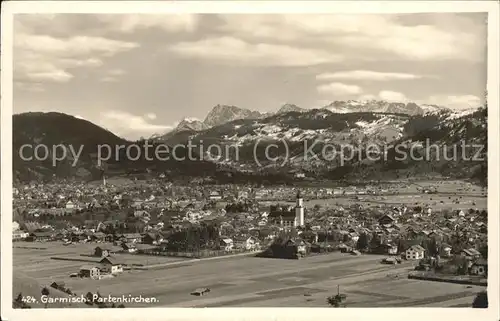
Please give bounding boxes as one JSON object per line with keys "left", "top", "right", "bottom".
{"left": 405, "top": 245, "right": 425, "bottom": 260}
{"left": 259, "top": 238, "right": 308, "bottom": 259}
{"left": 220, "top": 238, "right": 234, "bottom": 251}
{"left": 461, "top": 248, "right": 481, "bottom": 260}
{"left": 27, "top": 231, "right": 53, "bottom": 242}
{"left": 378, "top": 214, "right": 395, "bottom": 226}
{"left": 93, "top": 246, "right": 120, "bottom": 257}
{"left": 470, "top": 259, "right": 488, "bottom": 276}
{"left": 99, "top": 257, "right": 123, "bottom": 274}
{"left": 79, "top": 265, "right": 100, "bottom": 279}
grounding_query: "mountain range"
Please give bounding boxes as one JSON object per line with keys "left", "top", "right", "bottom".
{"left": 162, "top": 100, "right": 452, "bottom": 139}
{"left": 12, "top": 99, "right": 486, "bottom": 184}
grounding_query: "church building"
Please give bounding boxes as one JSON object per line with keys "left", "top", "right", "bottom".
{"left": 268, "top": 191, "right": 305, "bottom": 228}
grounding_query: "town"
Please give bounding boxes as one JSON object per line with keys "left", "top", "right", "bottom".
{"left": 12, "top": 176, "right": 488, "bottom": 308}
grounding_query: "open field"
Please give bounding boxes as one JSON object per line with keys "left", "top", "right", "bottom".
{"left": 272, "top": 180, "right": 487, "bottom": 210}
{"left": 13, "top": 243, "right": 188, "bottom": 277}
{"left": 273, "top": 193, "right": 486, "bottom": 212}
{"left": 13, "top": 243, "right": 485, "bottom": 308}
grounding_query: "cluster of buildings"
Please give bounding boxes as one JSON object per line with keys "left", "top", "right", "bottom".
{"left": 13, "top": 179, "right": 487, "bottom": 277}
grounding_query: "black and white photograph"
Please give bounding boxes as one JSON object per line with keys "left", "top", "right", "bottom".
{"left": 1, "top": 1, "right": 499, "bottom": 321}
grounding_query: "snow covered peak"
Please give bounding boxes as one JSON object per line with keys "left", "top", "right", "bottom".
{"left": 322, "top": 100, "right": 449, "bottom": 116}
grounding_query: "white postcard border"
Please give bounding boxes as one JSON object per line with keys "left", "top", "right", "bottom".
{"left": 1, "top": 1, "right": 499, "bottom": 321}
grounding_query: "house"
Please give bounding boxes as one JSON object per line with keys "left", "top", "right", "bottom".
{"left": 121, "top": 233, "right": 142, "bottom": 243}
{"left": 338, "top": 243, "right": 353, "bottom": 253}
{"left": 382, "top": 244, "right": 398, "bottom": 255}
{"left": 387, "top": 244, "right": 399, "bottom": 255}
{"left": 470, "top": 258, "right": 488, "bottom": 276}
{"left": 69, "top": 231, "right": 86, "bottom": 243}
{"left": 134, "top": 210, "right": 150, "bottom": 219}
{"left": 220, "top": 238, "right": 234, "bottom": 251}
{"left": 66, "top": 200, "right": 77, "bottom": 209}
{"left": 122, "top": 243, "right": 137, "bottom": 253}
{"left": 99, "top": 257, "right": 123, "bottom": 274}
{"left": 237, "top": 191, "right": 249, "bottom": 199}
{"left": 242, "top": 236, "right": 260, "bottom": 251}
{"left": 289, "top": 239, "right": 307, "bottom": 257}
{"left": 461, "top": 248, "right": 481, "bottom": 260}
{"left": 12, "top": 231, "right": 29, "bottom": 241}
{"left": 79, "top": 265, "right": 100, "bottom": 279}
{"left": 294, "top": 172, "right": 306, "bottom": 179}
{"left": 440, "top": 243, "right": 452, "bottom": 257}
{"left": 370, "top": 243, "right": 398, "bottom": 255}
{"left": 349, "top": 232, "right": 359, "bottom": 243}
{"left": 378, "top": 214, "right": 395, "bottom": 226}
{"left": 28, "top": 231, "right": 53, "bottom": 242}
{"left": 142, "top": 232, "right": 164, "bottom": 245}
{"left": 405, "top": 245, "right": 425, "bottom": 260}
{"left": 208, "top": 191, "right": 223, "bottom": 201}
{"left": 93, "top": 232, "right": 106, "bottom": 242}
{"left": 93, "top": 246, "right": 117, "bottom": 258}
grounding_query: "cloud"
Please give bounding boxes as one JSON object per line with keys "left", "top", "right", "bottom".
{"left": 96, "top": 14, "right": 199, "bottom": 33}
{"left": 182, "top": 117, "right": 200, "bottom": 122}
{"left": 14, "top": 33, "right": 138, "bottom": 85}
{"left": 99, "top": 110, "right": 172, "bottom": 140}
{"left": 378, "top": 90, "right": 408, "bottom": 102}
{"left": 145, "top": 113, "right": 157, "bottom": 120}
{"left": 316, "top": 70, "right": 423, "bottom": 81}
{"left": 317, "top": 82, "right": 362, "bottom": 95}
{"left": 108, "top": 69, "right": 126, "bottom": 76}
{"left": 15, "top": 14, "right": 200, "bottom": 37}
{"left": 358, "top": 94, "right": 378, "bottom": 101}
{"left": 167, "top": 36, "right": 344, "bottom": 66}
{"left": 427, "top": 95, "right": 482, "bottom": 109}
{"left": 99, "top": 68, "right": 128, "bottom": 83}
{"left": 218, "top": 14, "right": 485, "bottom": 62}
{"left": 100, "top": 77, "right": 119, "bottom": 83}
{"left": 15, "top": 34, "right": 138, "bottom": 58}
{"left": 14, "top": 82, "right": 46, "bottom": 92}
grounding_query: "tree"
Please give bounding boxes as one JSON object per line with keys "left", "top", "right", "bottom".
{"left": 327, "top": 286, "right": 347, "bottom": 308}
{"left": 327, "top": 295, "right": 341, "bottom": 307}
{"left": 369, "top": 232, "right": 381, "bottom": 250}
{"left": 13, "top": 292, "right": 31, "bottom": 309}
{"left": 479, "top": 243, "right": 488, "bottom": 259}
{"left": 41, "top": 287, "right": 50, "bottom": 308}
{"left": 472, "top": 291, "right": 488, "bottom": 308}
{"left": 356, "top": 233, "right": 369, "bottom": 251}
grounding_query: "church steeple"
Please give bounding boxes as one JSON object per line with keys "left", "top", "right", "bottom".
{"left": 295, "top": 189, "right": 304, "bottom": 227}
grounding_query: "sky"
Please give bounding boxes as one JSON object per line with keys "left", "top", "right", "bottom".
{"left": 13, "top": 13, "right": 487, "bottom": 140}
